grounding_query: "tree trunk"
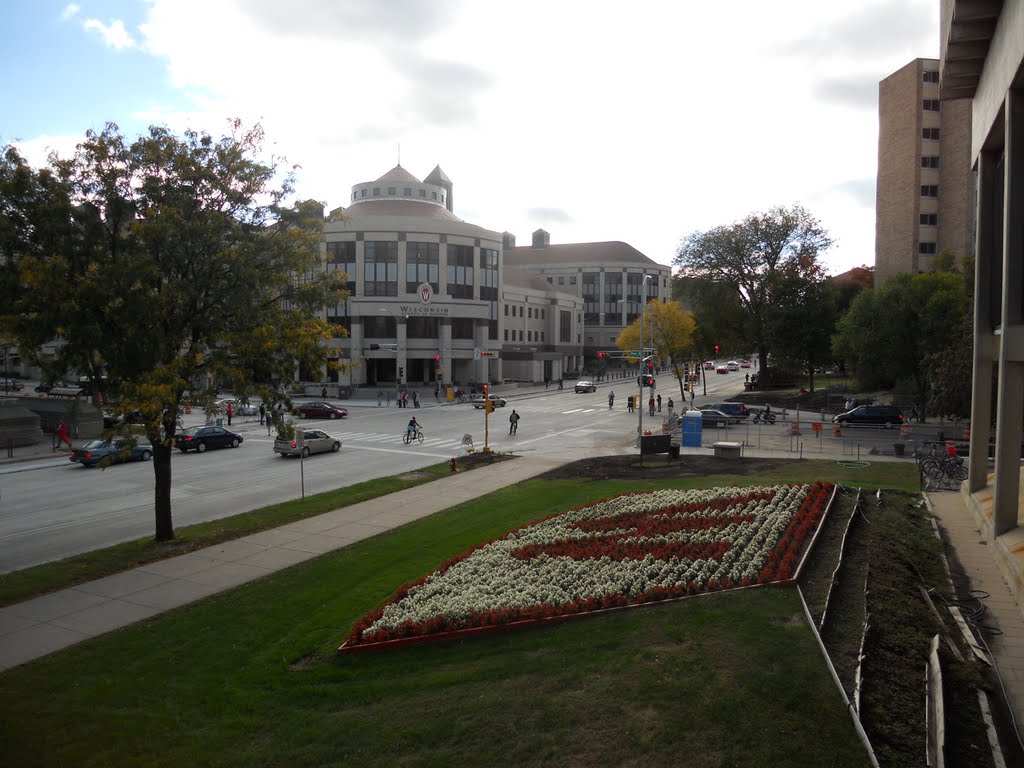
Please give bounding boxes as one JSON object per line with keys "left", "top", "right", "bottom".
{"left": 153, "top": 442, "right": 175, "bottom": 541}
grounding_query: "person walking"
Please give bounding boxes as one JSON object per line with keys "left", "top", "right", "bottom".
{"left": 434, "top": 383, "right": 440, "bottom": 401}
{"left": 656, "top": 394, "right": 662, "bottom": 412}
{"left": 377, "top": 388, "right": 383, "bottom": 407}
{"left": 56, "top": 419, "right": 72, "bottom": 449}
{"left": 386, "top": 389, "right": 392, "bottom": 407}
{"left": 412, "top": 390, "right": 419, "bottom": 409}
{"left": 558, "top": 379, "right": 563, "bottom": 390}
{"left": 321, "top": 385, "right": 328, "bottom": 399}
{"left": 648, "top": 395, "right": 656, "bottom": 416}
{"left": 509, "top": 409, "right": 520, "bottom": 435}
{"left": 258, "top": 402, "right": 266, "bottom": 425}
{"left": 225, "top": 401, "right": 233, "bottom": 426}
{"left": 667, "top": 397, "right": 674, "bottom": 413}
{"left": 401, "top": 390, "right": 408, "bottom": 408}
{"left": 689, "top": 388, "right": 695, "bottom": 406}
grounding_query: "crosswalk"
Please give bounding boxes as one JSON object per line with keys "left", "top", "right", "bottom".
{"left": 342, "top": 431, "right": 466, "bottom": 451}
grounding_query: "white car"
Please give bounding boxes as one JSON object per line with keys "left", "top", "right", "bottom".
{"left": 471, "top": 393, "right": 507, "bottom": 409}
{"left": 216, "top": 398, "right": 260, "bottom": 416}
{"left": 574, "top": 380, "right": 597, "bottom": 393}
{"left": 726, "top": 360, "right": 740, "bottom": 371}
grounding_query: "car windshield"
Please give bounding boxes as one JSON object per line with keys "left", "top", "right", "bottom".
{"left": 81, "top": 440, "right": 108, "bottom": 449}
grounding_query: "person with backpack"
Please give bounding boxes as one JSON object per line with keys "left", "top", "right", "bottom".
{"left": 509, "top": 409, "right": 520, "bottom": 435}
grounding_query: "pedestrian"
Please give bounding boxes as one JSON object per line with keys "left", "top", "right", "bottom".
{"left": 648, "top": 395, "right": 655, "bottom": 416}
{"left": 689, "top": 388, "right": 695, "bottom": 405}
{"left": 258, "top": 403, "right": 266, "bottom": 425}
{"left": 377, "top": 388, "right": 383, "bottom": 407}
{"left": 609, "top": 390, "right": 615, "bottom": 409}
{"left": 402, "top": 390, "right": 408, "bottom": 408}
{"left": 667, "top": 397, "right": 674, "bottom": 413}
{"left": 745, "top": 373, "right": 749, "bottom": 383}
{"left": 56, "top": 419, "right": 72, "bottom": 449}
{"left": 656, "top": 394, "right": 662, "bottom": 412}
{"left": 226, "top": 401, "right": 233, "bottom": 426}
{"left": 558, "top": 379, "right": 563, "bottom": 390}
{"left": 412, "top": 390, "right": 419, "bottom": 409}
{"left": 545, "top": 378, "right": 549, "bottom": 390}
{"left": 386, "top": 389, "right": 392, "bottom": 407}
{"left": 509, "top": 409, "right": 520, "bottom": 434}
{"left": 627, "top": 395, "right": 634, "bottom": 413}
{"left": 321, "top": 385, "right": 328, "bottom": 399}
{"left": 266, "top": 412, "right": 273, "bottom": 436}
{"left": 434, "top": 383, "right": 440, "bottom": 401}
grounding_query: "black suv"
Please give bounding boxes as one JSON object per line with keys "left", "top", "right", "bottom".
{"left": 832, "top": 405, "right": 904, "bottom": 429}
{"left": 707, "top": 402, "right": 749, "bottom": 422}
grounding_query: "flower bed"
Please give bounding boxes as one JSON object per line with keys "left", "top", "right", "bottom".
{"left": 342, "top": 482, "right": 835, "bottom": 650}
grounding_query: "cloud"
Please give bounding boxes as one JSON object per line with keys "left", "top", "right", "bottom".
{"left": 527, "top": 207, "right": 573, "bottom": 224}
{"left": 59, "top": 4, "right": 80, "bottom": 21}
{"left": 238, "top": 0, "right": 459, "bottom": 43}
{"left": 83, "top": 18, "right": 136, "bottom": 50}
{"left": 825, "top": 178, "right": 876, "bottom": 208}
{"left": 813, "top": 77, "right": 879, "bottom": 110}
{"left": 780, "top": 1, "right": 937, "bottom": 58}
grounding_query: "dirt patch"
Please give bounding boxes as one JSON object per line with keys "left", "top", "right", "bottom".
{"left": 536, "top": 454, "right": 796, "bottom": 481}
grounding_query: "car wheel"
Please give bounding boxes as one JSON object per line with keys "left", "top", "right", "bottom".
{"left": 332, "top": 441, "right": 341, "bottom": 452}
{"left": 329, "top": 412, "right": 337, "bottom": 419}
{"left": 140, "top": 450, "right": 152, "bottom": 461}
{"left": 230, "top": 438, "right": 240, "bottom": 448}
{"left": 884, "top": 420, "right": 894, "bottom": 429}
{"left": 197, "top": 442, "right": 207, "bottom": 453}
{"left": 301, "top": 446, "right": 310, "bottom": 458}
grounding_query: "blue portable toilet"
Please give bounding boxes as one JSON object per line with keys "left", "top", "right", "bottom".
{"left": 682, "top": 409, "right": 703, "bottom": 447}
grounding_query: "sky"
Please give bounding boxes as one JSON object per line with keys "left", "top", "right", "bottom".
{"left": 0, "top": 0, "right": 942, "bottom": 275}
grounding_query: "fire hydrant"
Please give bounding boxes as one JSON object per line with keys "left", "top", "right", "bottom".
{"left": 449, "top": 456, "right": 458, "bottom": 473}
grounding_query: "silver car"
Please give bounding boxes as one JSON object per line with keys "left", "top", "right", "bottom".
{"left": 273, "top": 429, "right": 342, "bottom": 458}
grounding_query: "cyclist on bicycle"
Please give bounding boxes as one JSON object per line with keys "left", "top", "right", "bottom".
{"left": 608, "top": 390, "right": 615, "bottom": 409}
{"left": 407, "top": 416, "right": 421, "bottom": 436}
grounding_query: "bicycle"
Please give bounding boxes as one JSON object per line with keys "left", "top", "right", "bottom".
{"left": 919, "top": 445, "right": 967, "bottom": 488}
{"left": 403, "top": 429, "right": 425, "bottom": 444}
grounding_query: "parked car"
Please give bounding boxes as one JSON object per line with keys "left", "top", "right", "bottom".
{"left": 574, "top": 380, "right": 597, "bottom": 393}
{"left": 102, "top": 409, "right": 148, "bottom": 428}
{"left": 740, "top": 360, "right": 752, "bottom": 368}
{"left": 294, "top": 401, "right": 348, "bottom": 419}
{"left": 831, "top": 405, "right": 904, "bottom": 429}
{"left": 703, "top": 361, "right": 715, "bottom": 370}
{"left": 699, "top": 409, "right": 733, "bottom": 427}
{"left": 707, "top": 402, "right": 749, "bottom": 421}
{"left": 715, "top": 364, "right": 729, "bottom": 374}
{"left": 472, "top": 393, "right": 507, "bottom": 409}
{"left": 216, "top": 398, "right": 260, "bottom": 416}
{"left": 274, "top": 429, "right": 342, "bottom": 458}
{"left": 174, "top": 425, "right": 244, "bottom": 452}
{"left": 1, "top": 378, "right": 24, "bottom": 391}
{"left": 70, "top": 438, "right": 153, "bottom": 468}
{"left": 726, "top": 360, "right": 740, "bottom": 371}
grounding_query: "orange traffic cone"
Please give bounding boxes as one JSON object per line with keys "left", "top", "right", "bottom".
{"left": 833, "top": 421, "right": 842, "bottom": 437}
{"left": 790, "top": 419, "right": 801, "bottom": 436}
{"left": 898, "top": 421, "right": 910, "bottom": 440}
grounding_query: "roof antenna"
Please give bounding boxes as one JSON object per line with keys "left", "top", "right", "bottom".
{"left": 397, "top": 142, "right": 401, "bottom": 167}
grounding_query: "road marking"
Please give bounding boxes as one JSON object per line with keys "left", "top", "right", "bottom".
{"left": 562, "top": 408, "right": 587, "bottom": 414}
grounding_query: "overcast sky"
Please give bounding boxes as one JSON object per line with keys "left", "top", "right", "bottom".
{"left": 1, "top": 0, "right": 941, "bottom": 274}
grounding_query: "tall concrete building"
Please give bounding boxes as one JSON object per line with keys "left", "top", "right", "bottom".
{"left": 875, "top": 58, "right": 973, "bottom": 284}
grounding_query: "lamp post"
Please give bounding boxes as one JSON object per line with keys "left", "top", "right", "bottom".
{"left": 638, "top": 274, "right": 653, "bottom": 451}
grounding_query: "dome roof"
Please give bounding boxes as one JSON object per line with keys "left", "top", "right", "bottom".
{"left": 374, "top": 164, "right": 422, "bottom": 185}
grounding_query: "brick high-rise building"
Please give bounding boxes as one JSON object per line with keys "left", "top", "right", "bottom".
{"left": 875, "top": 58, "right": 972, "bottom": 285}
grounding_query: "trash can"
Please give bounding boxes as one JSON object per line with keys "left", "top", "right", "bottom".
{"left": 893, "top": 443, "right": 905, "bottom": 457}
{"left": 682, "top": 410, "right": 703, "bottom": 448}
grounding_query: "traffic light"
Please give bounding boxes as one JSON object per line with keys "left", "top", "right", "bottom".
{"left": 714, "top": 345, "right": 719, "bottom": 356}
{"left": 482, "top": 384, "right": 488, "bottom": 394}
{"left": 645, "top": 376, "right": 656, "bottom": 388}
{"left": 596, "top": 352, "right": 603, "bottom": 359}
{"left": 647, "top": 361, "right": 654, "bottom": 373}
{"left": 434, "top": 354, "right": 440, "bottom": 368}
{"left": 398, "top": 366, "right": 404, "bottom": 379}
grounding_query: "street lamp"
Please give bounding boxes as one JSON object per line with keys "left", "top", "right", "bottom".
{"left": 638, "top": 274, "right": 653, "bottom": 451}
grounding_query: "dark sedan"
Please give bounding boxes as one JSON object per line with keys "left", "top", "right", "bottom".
{"left": 699, "top": 409, "right": 733, "bottom": 428}
{"left": 294, "top": 401, "right": 348, "bottom": 420}
{"left": 70, "top": 438, "right": 153, "bottom": 468}
{"left": 174, "top": 425, "right": 244, "bottom": 453}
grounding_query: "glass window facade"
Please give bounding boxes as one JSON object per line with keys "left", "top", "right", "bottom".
{"left": 447, "top": 244, "right": 474, "bottom": 299}
{"left": 364, "top": 241, "right": 398, "bottom": 296}
{"left": 406, "top": 242, "right": 439, "bottom": 293}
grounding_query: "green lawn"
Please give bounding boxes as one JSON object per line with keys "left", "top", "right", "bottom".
{"left": 0, "top": 460, "right": 919, "bottom": 766}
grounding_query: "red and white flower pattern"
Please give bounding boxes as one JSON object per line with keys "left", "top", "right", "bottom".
{"left": 344, "top": 482, "right": 833, "bottom": 648}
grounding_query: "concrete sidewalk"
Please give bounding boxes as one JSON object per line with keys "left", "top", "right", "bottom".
{"left": 0, "top": 453, "right": 568, "bottom": 670}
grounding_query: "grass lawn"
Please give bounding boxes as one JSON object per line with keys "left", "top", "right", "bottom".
{"left": 0, "top": 460, "right": 921, "bottom": 766}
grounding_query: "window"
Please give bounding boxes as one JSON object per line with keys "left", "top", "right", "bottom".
{"left": 387, "top": 187, "right": 396, "bottom": 195}
{"left": 451, "top": 318, "right": 475, "bottom": 339}
{"left": 447, "top": 244, "right": 474, "bottom": 299}
{"left": 918, "top": 242, "right": 937, "bottom": 255}
{"left": 360, "top": 189, "right": 367, "bottom": 198}
{"left": 407, "top": 316, "right": 439, "bottom": 339}
{"left": 923, "top": 99, "right": 940, "bottom": 111}
{"left": 504, "top": 329, "right": 509, "bottom": 341}
{"left": 569, "top": 276, "right": 576, "bottom": 285}
{"left": 920, "top": 213, "right": 938, "bottom": 226}
{"left": 479, "top": 249, "right": 497, "bottom": 302}
{"left": 419, "top": 189, "right": 426, "bottom": 198}
{"left": 504, "top": 304, "right": 509, "bottom": 316}
{"left": 527, "top": 330, "right": 532, "bottom": 342}
{"left": 405, "top": 241, "right": 439, "bottom": 294}
{"left": 373, "top": 187, "right": 380, "bottom": 196}
{"left": 432, "top": 192, "right": 438, "bottom": 200}
{"left": 363, "top": 241, "right": 398, "bottom": 296}
{"left": 528, "top": 307, "right": 532, "bottom": 319}
{"left": 922, "top": 127, "right": 940, "bottom": 140}
{"left": 921, "top": 156, "right": 940, "bottom": 169}
{"left": 403, "top": 187, "right": 412, "bottom": 196}
{"left": 326, "top": 241, "right": 356, "bottom": 294}
{"left": 920, "top": 185, "right": 938, "bottom": 197}
{"left": 560, "top": 310, "right": 571, "bottom": 343}
{"left": 557, "top": 276, "right": 564, "bottom": 285}
{"left": 923, "top": 70, "right": 939, "bottom": 83}
{"left": 582, "top": 272, "right": 600, "bottom": 316}
{"left": 518, "top": 330, "right": 523, "bottom": 341}
{"left": 603, "top": 272, "right": 622, "bottom": 314}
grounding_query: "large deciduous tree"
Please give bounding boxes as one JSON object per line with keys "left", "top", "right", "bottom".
{"left": 832, "top": 270, "right": 969, "bottom": 419}
{"left": 674, "top": 204, "right": 833, "bottom": 377}
{"left": 615, "top": 300, "right": 697, "bottom": 399}
{"left": 0, "top": 122, "right": 343, "bottom": 541}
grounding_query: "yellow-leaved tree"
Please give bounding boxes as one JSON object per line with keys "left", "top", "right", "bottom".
{"left": 616, "top": 300, "right": 697, "bottom": 400}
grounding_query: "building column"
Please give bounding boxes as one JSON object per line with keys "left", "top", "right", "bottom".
{"left": 992, "top": 88, "right": 1024, "bottom": 536}
{"left": 439, "top": 319, "right": 452, "bottom": 389}
{"left": 396, "top": 317, "right": 407, "bottom": 387}
{"left": 969, "top": 149, "right": 999, "bottom": 493}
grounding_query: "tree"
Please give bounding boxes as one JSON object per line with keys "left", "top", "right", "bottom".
{"left": 615, "top": 300, "right": 697, "bottom": 399}
{"left": 674, "top": 276, "right": 747, "bottom": 362}
{"left": 674, "top": 204, "right": 833, "bottom": 376}
{"left": 925, "top": 312, "right": 974, "bottom": 419}
{"left": 0, "top": 122, "right": 344, "bottom": 541}
{"left": 832, "top": 271, "right": 969, "bottom": 419}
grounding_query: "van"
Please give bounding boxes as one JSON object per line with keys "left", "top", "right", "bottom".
{"left": 832, "top": 405, "right": 904, "bottom": 428}
{"left": 707, "top": 402, "right": 749, "bottom": 422}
